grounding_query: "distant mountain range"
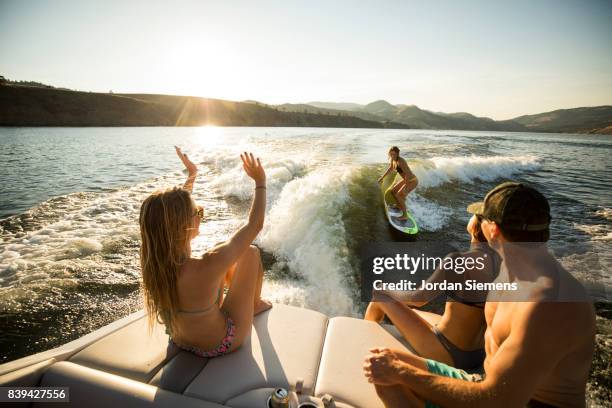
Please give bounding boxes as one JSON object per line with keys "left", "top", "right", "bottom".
{"left": 1, "top": 82, "right": 610, "bottom": 134}
{"left": 296, "top": 100, "right": 612, "bottom": 134}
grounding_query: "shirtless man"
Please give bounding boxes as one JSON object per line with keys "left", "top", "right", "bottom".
{"left": 363, "top": 182, "right": 596, "bottom": 407}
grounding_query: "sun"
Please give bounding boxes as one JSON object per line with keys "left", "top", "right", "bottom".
{"left": 194, "top": 125, "right": 225, "bottom": 147}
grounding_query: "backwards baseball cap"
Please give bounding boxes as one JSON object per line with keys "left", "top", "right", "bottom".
{"left": 467, "top": 182, "right": 551, "bottom": 231}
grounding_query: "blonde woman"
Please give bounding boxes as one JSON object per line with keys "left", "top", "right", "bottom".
{"left": 139, "top": 146, "right": 271, "bottom": 358}
{"left": 377, "top": 146, "right": 418, "bottom": 221}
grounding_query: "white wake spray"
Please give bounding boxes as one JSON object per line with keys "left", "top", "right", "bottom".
{"left": 411, "top": 155, "right": 541, "bottom": 189}
{"left": 259, "top": 166, "right": 359, "bottom": 317}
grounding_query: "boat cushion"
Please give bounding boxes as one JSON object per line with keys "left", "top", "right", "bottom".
{"left": 27, "top": 304, "right": 442, "bottom": 408}
{"left": 148, "top": 350, "right": 208, "bottom": 394}
{"left": 183, "top": 305, "right": 328, "bottom": 404}
{"left": 34, "top": 361, "right": 226, "bottom": 408}
{"left": 0, "top": 358, "right": 56, "bottom": 387}
{"left": 315, "top": 316, "right": 421, "bottom": 408}
{"left": 69, "top": 314, "right": 180, "bottom": 383}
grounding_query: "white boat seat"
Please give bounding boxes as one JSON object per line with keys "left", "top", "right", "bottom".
{"left": 69, "top": 314, "right": 181, "bottom": 383}
{"left": 148, "top": 350, "right": 209, "bottom": 394}
{"left": 314, "top": 311, "right": 442, "bottom": 408}
{"left": 18, "top": 304, "right": 444, "bottom": 408}
{"left": 34, "top": 361, "right": 226, "bottom": 408}
{"left": 183, "top": 305, "right": 328, "bottom": 404}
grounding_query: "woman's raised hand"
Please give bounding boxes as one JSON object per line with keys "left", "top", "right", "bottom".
{"left": 240, "top": 152, "right": 266, "bottom": 187}
{"left": 175, "top": 146, "right": 198, "bottom": 176}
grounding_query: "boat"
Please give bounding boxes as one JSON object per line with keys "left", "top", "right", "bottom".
{"left": 0, "top": 304, "right": 441, "bottom": 407}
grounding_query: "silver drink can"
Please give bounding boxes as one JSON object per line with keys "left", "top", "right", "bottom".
{"left": 269, "top": 387, "right": 290, "bottom": 408}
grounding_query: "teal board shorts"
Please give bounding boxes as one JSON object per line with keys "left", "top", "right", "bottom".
{"left": 424, "top": 359, "right": 483, "bottom": 408}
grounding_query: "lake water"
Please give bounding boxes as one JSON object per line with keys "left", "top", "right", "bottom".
{"left": 1, "top": 126, "right": 610, "bottom": 363}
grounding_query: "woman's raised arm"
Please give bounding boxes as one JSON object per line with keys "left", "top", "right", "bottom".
{"left": 205, "top": 152, "right": 266, "bottom": 271}
{"left": 175, "top": 146, "right": 198, "bottom": 193}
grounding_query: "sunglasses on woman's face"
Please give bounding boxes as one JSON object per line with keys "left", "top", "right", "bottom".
{"left": 194, "top": 206, "right": 204, "bottom": 220}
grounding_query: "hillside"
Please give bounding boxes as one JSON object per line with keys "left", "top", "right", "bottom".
{"left": 279, "top": 101, "right": 527, "bottom": 131}
{"left": 0, "top": 86, "right": 388, "bottom": 128}
{"left": 512, "top": 106, "right": 612, "bottom": 134}
{"left": 307, "top": 101, "right": 364, "bottom": 111}
{"left": 1, "top": 83, "right": 610, "bottom": 133}
{"left": 276, "top": 103, "right": 405, "bottom": 125}
{"left": 308, "top": 99, "right": 612, "bottom": 133}
{"left": 307, "top": 99, "right": 527, "bottom": 131}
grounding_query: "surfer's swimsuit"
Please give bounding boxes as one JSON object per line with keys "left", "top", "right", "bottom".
{"left": 163, "top": 287, "right": 237, "bottom": 358}
{"left": 394, "top": 161, "right": 417, "bottom": 182}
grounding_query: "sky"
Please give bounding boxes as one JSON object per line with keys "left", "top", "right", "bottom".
{"left": 1, "top": 0, "right": 611, "bottom": 119}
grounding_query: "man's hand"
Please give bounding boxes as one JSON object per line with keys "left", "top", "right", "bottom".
{"left": 363, "top": 348, "right": 404, "bottom": 385}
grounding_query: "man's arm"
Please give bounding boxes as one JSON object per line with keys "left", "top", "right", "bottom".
{"left": 398, "top": 303, "right": 573, "bottom": 408}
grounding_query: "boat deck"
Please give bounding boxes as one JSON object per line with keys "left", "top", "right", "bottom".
{"left": 0, "top": 304, "right": 441, "bottom": 408}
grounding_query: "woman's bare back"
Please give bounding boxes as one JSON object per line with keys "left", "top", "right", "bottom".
{"left": 173, "top": 257, "right": 230, "bottom": 350}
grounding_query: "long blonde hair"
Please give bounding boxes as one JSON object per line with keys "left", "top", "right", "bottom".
{"left": 139, "top": 187, "right": 195, "bottom": 336}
